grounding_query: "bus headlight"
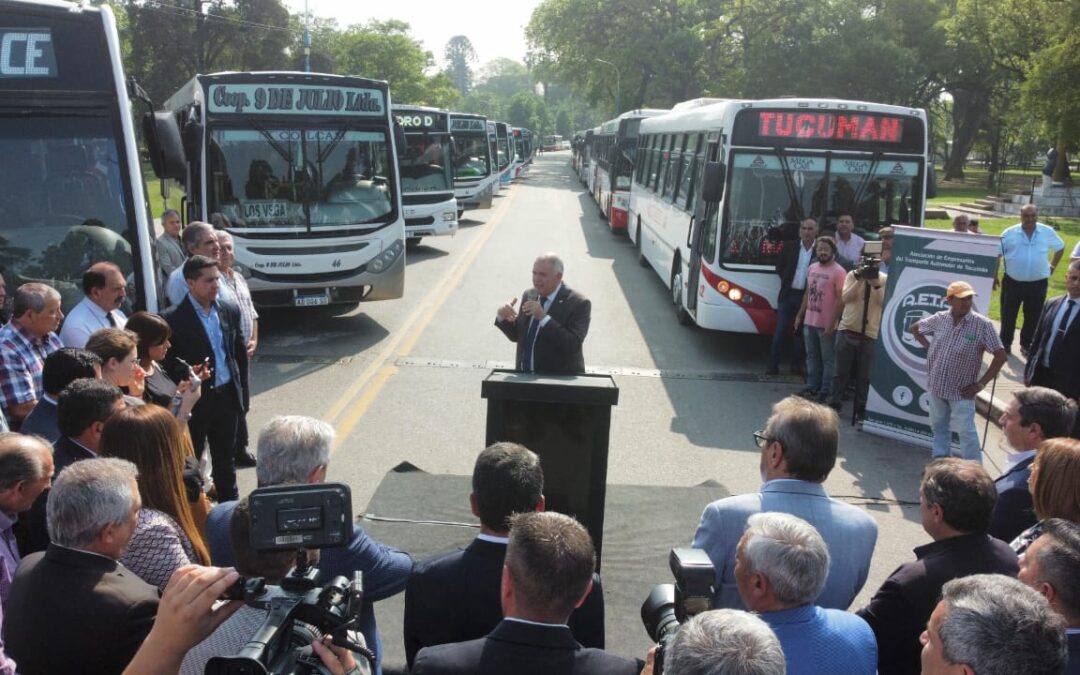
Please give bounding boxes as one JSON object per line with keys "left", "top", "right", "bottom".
{"left": 442, "top": 211, "right": 457, "bottom": 222}
{"left": 370, "top": 240, "right": 404, "bottom": 273}
{"left": 728, "top": 288, "right": 743, "bottom": 302}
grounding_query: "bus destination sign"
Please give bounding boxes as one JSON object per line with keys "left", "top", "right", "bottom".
{"left": 0, "top": 29, "right": 57, "bottom": 78}
{"left": 450, "top": 117, "right": 486, "bottom": 132}
{"left": 396, "top": 113, "right": 448, "bottom": 133}
{"left": 209, "top": 84, "right": 385, "bottom": 116}
{"left": 756, "top": 111, "right": 903, "bottom": 144}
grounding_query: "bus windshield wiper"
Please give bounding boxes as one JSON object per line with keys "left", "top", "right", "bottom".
{"left": 249, "top": 120, "right": 295, "bottom": 166}
{"left": 775, "top": 147, "right": 804, "bottom": 222}
{"left": 850, "top": 152, "right": 882, "bottom": 216}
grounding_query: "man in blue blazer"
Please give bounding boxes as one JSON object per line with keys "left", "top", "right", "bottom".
{"left": 162, "top": 255, "right": 248, "bottom": 503}
{"left": 411, "top": 512, "right": 637, "bottom": 675}
{"left": 693, "top": 395, "right": 878, "bottom": 610}
{"left": 990, "top": 387, "right": 1077, "bottom": 543}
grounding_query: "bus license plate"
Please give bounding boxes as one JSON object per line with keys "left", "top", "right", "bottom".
{"left": 294, "top": 291, "right": 329, "bottom": 307}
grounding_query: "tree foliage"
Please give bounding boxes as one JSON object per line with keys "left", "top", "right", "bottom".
{"left": 444, "top": 35, "right": 478, "bottom": 96}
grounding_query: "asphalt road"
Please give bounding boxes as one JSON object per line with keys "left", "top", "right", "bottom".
{"left": 241, "top": 152, "right": 1010, "bottom": 670}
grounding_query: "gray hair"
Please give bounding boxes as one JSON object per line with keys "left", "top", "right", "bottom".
{"left": 46, "top": 458, "right": 138, "bottom": 549}
{"left": 180, "top": 220, "right": 214, "bottom": 253}
{"left": 742, "top": 512, "right": 830, "bottom": 607}
{"left": 667, "top": 609, "right": 785, "bottom": 675}
{"left": 161, "top": 209, "right": 180, "bottom": 220}
{"left": 12, "top": 282, "right": 60, "bottom": 319}
{"left": 938, "top": 574, "right": 1067, "bottom": 675}
{"left": 256, "top": 416, "right": 335, "bottom": 486}
{"left": 0, "top": 433, "right": 52, "bottom": 490}
{"left": 763, "top": 396, "right": 838, "bottom": 482}
{"left": 535, "top": 252, "right": 564, "bottom": 274}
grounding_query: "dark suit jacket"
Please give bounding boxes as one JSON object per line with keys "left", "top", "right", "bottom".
{"left": 1024, "top": 294, "right": 1080, "bottom": 399}
{"left": 5, "top": 543, "right": 159, "bottom": 675}
{"left": 776, "top": 239, "right": 812, "bottom": 303}
{"left": 856, "top": 533, "right": 1018, "bottom": 675}
{"left": 16, "top": 436, "right": 96, "bottom": 555}
{"left": 1068, "top": 630, "right": 1080, "bottom": 675}
{"left": 988, "top": 455, "right": 1036, "bottom": 543}
{"left": 496, "top": 285, "right": 591, "bottom": 374}
{"left": 17, "top": 397, "right": 59, "bottom": 444}
{"left": 403, "top": 537, "right": 605, "bottom": 667}
{"left": 161, "top": 294, "right": 248, "bottom": 409}
{"left": 411, "top": 619, "right": 638, "bottom": 675}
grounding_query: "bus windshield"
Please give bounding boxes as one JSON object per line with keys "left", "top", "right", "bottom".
{"left": 207, "top": 125, "right": 395, "bottom": 230}
{"left": 452, "top": 133, "right": 491, "bottom": 180}
{"left": 399, "top": 134, "right": 453, "bottom": 194}
{"left": 722, "top": 151, "right": 921, "bottom": 266}
{"left": 0, "top": 114, "right": 136, "bottom": 311}
{"left": 496, "top": 137, "right": 510, "bottom": 170}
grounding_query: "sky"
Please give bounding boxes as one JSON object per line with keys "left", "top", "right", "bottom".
{"left": 286, "top": 0, "right": 544, "bottom": 68}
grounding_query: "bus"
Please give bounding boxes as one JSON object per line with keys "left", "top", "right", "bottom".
{"left": 584, "top": 125, "right": 608, "bottom": 195}
{"left": 575, "top": 128, "right": 596, "bottom": 184}
{"left": 495, "top": 121, "right": 513, "bottom": 186}
{"left": 510, "top": 127, "right": 525, "bottom": 179}
{"left": 0, "top": 0, "right": 157, "bottom": 314}
{"left": 594, "top": 109, "right": 668, "bottom": 231}
{"left": 629, "top": 98, "right": 928, "bottom": 333}
{"left": 393, "top": 104, "right": 458, "bottom": 246}
{"left": 159, "top": 71, "right": 405, "bottom": 308}
{"left": 542, "top": 134, "right": 563, "bottom": 152}
{"left": 487, "top": 121, "right": 501, "bottom": 199}
{"left": 448, "top": 112, "right": 497, "bottom": 213}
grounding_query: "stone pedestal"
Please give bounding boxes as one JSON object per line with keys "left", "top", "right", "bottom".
{"left": 1030, "top": 184, "right": 1080, "bottom": 217}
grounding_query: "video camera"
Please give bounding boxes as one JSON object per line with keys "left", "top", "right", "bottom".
{"left": 853, "top": 240, "right": 884, "bottom": 282}
{"left": 205, "top": 483, "right": 372, "bottom": 675}
{"left": 640, "top": 548, "right": 715, "bottom": 675}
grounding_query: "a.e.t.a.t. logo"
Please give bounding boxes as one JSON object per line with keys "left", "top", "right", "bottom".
{"left": 884, "top": 283, "right": 949, "bottom": 369}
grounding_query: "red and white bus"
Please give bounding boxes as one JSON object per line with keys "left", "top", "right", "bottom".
{"left": 593, "top": 109, "right": 667, "bottom": 231}
{"left": 629, "top": 98, "right": 928, "bottom": 332}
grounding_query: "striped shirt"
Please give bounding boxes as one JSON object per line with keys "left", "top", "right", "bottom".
{"left": 0, "top": 322, "right": 62, "bottom": 416}
{"left": 914, "top": 309, "right": 1002, "bottom": 400}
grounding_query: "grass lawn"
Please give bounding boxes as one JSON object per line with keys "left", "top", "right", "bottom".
{"left": 142, "top": 164, "right": 185, "bottom": 231}
{"left": 921, "top": 164, "right": 1079, "bottom": 323}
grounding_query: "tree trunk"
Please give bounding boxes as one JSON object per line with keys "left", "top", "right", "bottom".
{"left": 986, "top": 126, "right": 1002, "bottom": 191}
{"left": 943, "top": 88, "right": 990, "bottom": 181}
{"left": 1053, "top": 131, "right": 1070, "bottom": 182}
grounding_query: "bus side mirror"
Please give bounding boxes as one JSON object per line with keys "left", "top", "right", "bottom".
{"left": 181, "top": 118, "right": 203, "bottom": 162}
{"left": 702, "top": 161, "right": 726, "bottom": 203}
{"left": 142, "top": 111, "right": 186, "bottom": 182}
{"left": 393, "top": 120, "right": 407, "bottom": 159}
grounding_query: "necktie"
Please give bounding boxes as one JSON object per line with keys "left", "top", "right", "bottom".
{"left": 520, "top": 296, "right": 549, "bottom": 372}
{"left": 106, "top": 312, "right": 117, "bottom": 327}
{"left": 1048, "top": 299, "right": 1077, "bottom": 366}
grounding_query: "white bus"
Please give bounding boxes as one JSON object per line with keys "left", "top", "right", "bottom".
{"left": 393, "top": 104, "right": 458, "bottom": 246}
{"left": 158, "top": 72, "right": 405, "bottom": 308}
{"left": 0, "top": 0, "right": 158, "bottom": 313}
{"left": 448, "top": 112, "right": 498, "bottom": 213}
{"left": 630, "top": 98, "right": 928, "bottom": 333}
{"left": 594, "top": 109, "right": 668, "bottom": 231}
{"left": 495, "top": 121, "right": 513, "bottom": 187}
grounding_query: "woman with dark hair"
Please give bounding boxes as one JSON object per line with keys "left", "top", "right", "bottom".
{"left": 100, "top": 405, "right": 211, "bottom": 590}
{"left": 125, "top": 310, "right": 207, "bottom": 414}
{"left": 85, "top": 327, "right": 145, "bottom": 403}
{"left": 1010, "top": 437, "right": 1080, "bottom": 555}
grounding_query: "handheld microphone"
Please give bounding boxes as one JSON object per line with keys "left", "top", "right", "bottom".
{"left": 174, "top": 357, "right": 200, "bottom": 388}
{"left": 524, "top": 289, "right": 539, "bottom": 303}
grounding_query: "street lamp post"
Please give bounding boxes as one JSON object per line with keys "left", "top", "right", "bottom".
{"left": 594, "top": 58, "right": 621, "bottom": 116}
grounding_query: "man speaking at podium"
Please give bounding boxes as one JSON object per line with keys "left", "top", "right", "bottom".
{"left": 495, "top": 253, "right": 591, "bottom": 374}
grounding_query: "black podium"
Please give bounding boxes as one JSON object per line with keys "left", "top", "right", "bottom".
{"left": 480, "top": 369, "right": 619, "bottom": 566}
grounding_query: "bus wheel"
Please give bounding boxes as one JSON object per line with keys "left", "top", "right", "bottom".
{"left": 636, "top": 223, "right": 648, "bottom": 267}
{"left": 671, "top": 263, "right": 692, "bottom": 326}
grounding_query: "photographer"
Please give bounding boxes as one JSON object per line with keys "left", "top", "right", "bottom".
{"left": 826, "top": 239, "right": 889, "bottom": 418}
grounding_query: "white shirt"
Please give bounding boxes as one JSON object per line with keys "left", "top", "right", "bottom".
{"left": 835, "top": 232, "right": 865, "bottom": 265}
{"left": 59, "top": 296, "right": 127, "bottom": 348}
{"left": 791, "top": 241, "right": 815, "bottom": 290}
{"left": 1003, "top": 449, "right": 1037, "bottom": 475}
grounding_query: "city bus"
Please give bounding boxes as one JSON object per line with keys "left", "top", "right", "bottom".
{"left": 392, "top": 104, "right": 458, "bottom": 246}
{"left": 575, "top": 127, "right": 596, "bottom": 184}
{"left": 594, "top": 109, "right": 668, "bottom": 231}
{"left": 487, "top": 120, "right": 501, "bottom": 199}
{"left": 159, "top": 71, "right": 405, "bottom": 308}
{"left": 510, "top": 127, "right": 525, "bottom": 179}
{"left": 542, "top": 134, "right": 563, "bottom": 151}
{"left": 448, "top": 112, "right": 497, "bottom": 213}
{"left": 584, "top": 124, "right": 608, "bottom": 194}
{"left": 0, "top": 0, "right": 158, "bottom": 313}
{"left": 629, "top": 98, "right": 928, "bottom": 333}
{"left": 495, "top": 121, "right": 513, "bottom": 186}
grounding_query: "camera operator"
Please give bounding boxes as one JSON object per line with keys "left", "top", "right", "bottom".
{"left": 826, "top": 241, "right": 889, "bottom": 418}
{"left": 640, "top": 610, "right": 784, "bottom": 675}
{"left": 204, "top": 416, "right": 411, "bottom": 674}
{"left": 179, "top": 498, "right": 371, "bottom": 675}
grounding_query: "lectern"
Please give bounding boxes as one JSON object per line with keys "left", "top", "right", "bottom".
{"left": 481, "top": 369, "right": 619, "bottom": 566}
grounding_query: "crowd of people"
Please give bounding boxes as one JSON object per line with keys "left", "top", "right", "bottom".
{"left": 0, "top": 209, "right": 1077, "bottom": 675}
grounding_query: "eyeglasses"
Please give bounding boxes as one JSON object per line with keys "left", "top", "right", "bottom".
{"left": 753, "top": 430, "right": 774, "bottom": 449}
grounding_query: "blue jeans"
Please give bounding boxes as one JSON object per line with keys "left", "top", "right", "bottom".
{"left": 768, "top": 293, "right": 805, "bottom": 370}
{"left": 803, "top": 325, "right": 836, "bottom": 395}
{"left": 928, "top": 395, "right": 981, "bottom": 460}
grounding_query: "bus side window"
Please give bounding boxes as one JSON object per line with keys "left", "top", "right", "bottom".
{"left": 701, "top": 197, "right": 719, "bottom": 264}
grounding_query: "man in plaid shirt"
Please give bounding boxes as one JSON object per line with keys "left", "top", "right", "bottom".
{"left": 911, "top": 281, "right": 1007, "bottom": 460}
{"left": 0, "top": 283, "right": 64, "bottom": 427}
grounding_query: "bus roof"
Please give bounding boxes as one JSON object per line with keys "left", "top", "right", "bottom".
{"left": 392, "top": 104, "right": 449, "bottom": 114}
{"left": 641, "top": 97, "right": 926, "bottom": 135}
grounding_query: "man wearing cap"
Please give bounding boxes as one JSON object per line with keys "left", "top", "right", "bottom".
{"left": 910, "top": 282, "right": 1007, "bottom": 460}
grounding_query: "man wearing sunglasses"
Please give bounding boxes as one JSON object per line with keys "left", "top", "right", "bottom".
{"left": 692, "top": 396, "right": 878, "bottom": 612}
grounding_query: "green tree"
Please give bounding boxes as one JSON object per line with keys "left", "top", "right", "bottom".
{"left": 444, "top": 35, "right": 477, "bottom": 96}
{"left": 330, "top": 20, "right": 437, "bottom": 105}
{"left": 1021, "top": 0, "right": 1080, "bottom": 180}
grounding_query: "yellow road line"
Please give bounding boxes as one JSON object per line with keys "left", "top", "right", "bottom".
{"left": 323, "top": 186, "right": 519, "bottom": 446}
